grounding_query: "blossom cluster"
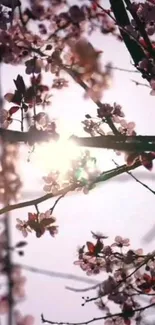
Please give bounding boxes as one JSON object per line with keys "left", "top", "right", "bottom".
{"left": 16, "top": 210, "right": 58, "bottom": 238}
{"left": 74, "top": 232, "right": 155, "bottom": 325}
{"left": 43, "top": 150, "right": 101, "bottom": 195}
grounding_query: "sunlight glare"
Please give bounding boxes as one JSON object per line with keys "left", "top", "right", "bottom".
{"left": 31, "top": 138, "right": 82, "bottom": 174}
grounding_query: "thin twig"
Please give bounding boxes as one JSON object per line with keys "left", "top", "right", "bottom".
{"left": 131, "top": 79, "right": 151, "bottom": 88}
{"left": 50, "top": 195, "right": 65, "bottom": 214}
{"left": 110, "top": 66, "right": 139, "bottom": 73}
{"left": 112, "top": 159, "right": 155, "bottom": 195}
{"left": 41, "top": 303, "right": 155, "bottom": 325}
{"left": 21, "top": 105, "right": 24, "bottom": 132}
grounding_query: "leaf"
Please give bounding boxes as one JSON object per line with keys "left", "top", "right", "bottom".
{"left": 150, "top": 89, "right": 155, "bottom": 96}
{"left": 95, "top": 240, "right": 103, "bottom": 254}
{"left": 126, "top": 152, "right": 138, "bottom": 166}
{"left": 86, "top": 241, "right": 95, "bottom": 254}
{"left": 15, "top": 241, "right": 27, "bottom": 248}
{"left": 140, "top": 153, "right": 153, "bottom": 171}
{"left": 27, "top": 220, "right": 38, "bottom": 231}
{"left": 9, "top": 106, "right": 20, "bottom": 115}
{"left": 12, "top": 90, "right": 23, "bottom": 105}
{"left": 36, "top": 228, "right": 45, "bottom": 238}
{"left": 40, "top": 218, "right": 55, "bottom": 227}
{"left": 13, "top": 75, "right": 26, "bottom": 95}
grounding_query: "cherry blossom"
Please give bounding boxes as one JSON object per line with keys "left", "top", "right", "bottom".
{"left": 0, "top": 297, "right": 9, "bottom": 315}
{"left": 118, "top": 120, "right": 136, "bottom": 136}
{"left": 111, "top": 236, "right": 130, "bottom": 248}
{"left": 14, "top": 311, "right": 35, "bottom": 325}
{"left": 16, "top": 218, "right": 31, "bottom": 237}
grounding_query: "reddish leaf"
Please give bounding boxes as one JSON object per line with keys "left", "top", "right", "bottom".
{"left": 39, "top": 85, "right": 49, "bottom": 92}
{"left": 126, "top": 152, "right": 138, "bottom": 166}
{"left": 95, "top": 240, "right": 103, "bottom": 253}
{"left": 13, "top": 75, "right": 26, "bottom": 95}
{"left": 40, "top": 218, "right": 55, "bottom": 227}
{"left": 92, "top": 1, "right": 97, "bottom": 11}
{"left": 15, "top": 241, "right": 27, "bottom": 248}
{"left": 36, "top": 228, "right": 45, "bottom": 238}
{"left": 140, "top": 153, "right": 153, "bottom": 171}
{"left": 27, "top": 220, "right": 38, "bottom": 231}
{"left": 28, "top": 212, "right": 37, "bottom": 221}
{"left": 143, "top": 273, "right": 151, "bottom": 282}
{"left": 12, "top": 90, "right": 23, "bottom": 104}
{"left": 9, "top": 106, "right": 20, "bottom": 115}
{"left": 124, "top": 320, "right": 131, "bottom": 325}
{"left": 86, "top": 241, "right": 95, "bottom": 254}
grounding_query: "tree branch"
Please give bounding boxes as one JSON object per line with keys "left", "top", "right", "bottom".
{"left": 70, "top": 135, "right": 155, "bottom": 152}
{"left": 2, "top": 128, "right": 155, "bottom": 152}
{"left": 41, "top": 303, "right": 155, "bottom": 325}
{"left": 0, "top": 127, "right": 59, "bottom": 144}
{"left": 97, "top": 0, "right": 147, "bottom": 67}
{"left": 1, "top": 157, "right": 154, "bottom": 215}
{"left": 0, "top": 184, "right": 77, "bottom": 215}
{"left": 14, "top": 264, "right": 99, "bottom": 285}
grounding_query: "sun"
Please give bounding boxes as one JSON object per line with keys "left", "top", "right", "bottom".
{"left": 30, "top": 137, "right": 82, "bottom": 174}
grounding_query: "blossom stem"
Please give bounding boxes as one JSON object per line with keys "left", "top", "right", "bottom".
{"left": 35, "top": 204, "right": 40, "bottom": 214}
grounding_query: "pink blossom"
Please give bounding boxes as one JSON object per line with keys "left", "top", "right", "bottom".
{"left": 12, "top": 267, "right": 27, "bottom": 299}
{"left": 16, "top": 218, "right": 31, "bottom": 237}
{"left": 52, "top": 78, "right": 69, "bottom": 89}
{"left": 0, "top": 298, "right": 9, "bottom": 315}
{"left": 39, "top": 210, "right": 54, "bottom": 221}
{"left": 14, "top": 311, "right": 35, "bottom": 325}
{"left": 150, "top": 79, "right": 155, "bottom": 95}
{"left": 111, "top": 236, "right": 130, "bottom": 247}
{"left": 0, "top": 109, "right": 11, "bottom": 128}
{"left": 118, "top": 120, "right": 136, "bottom": 135}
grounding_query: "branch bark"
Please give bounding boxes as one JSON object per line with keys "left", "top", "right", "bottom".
{"left": 1, "top": 128, "right": 155, "bottom": 152}
{"left": 71, "top": 135, "right": 155, "bottom": 152}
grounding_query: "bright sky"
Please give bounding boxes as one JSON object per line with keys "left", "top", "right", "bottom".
{"left": 1, "top": 1, "right": 155, "bottom": 324}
